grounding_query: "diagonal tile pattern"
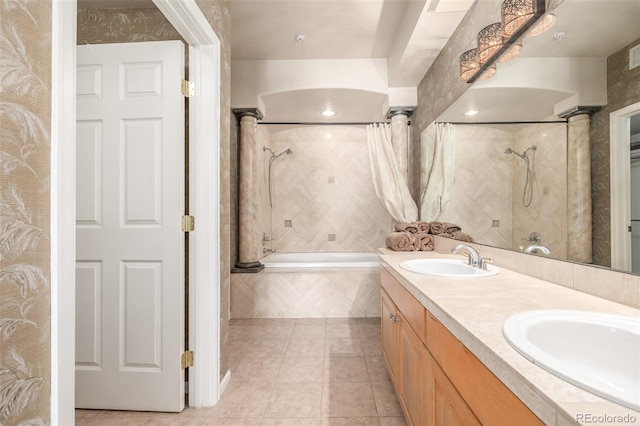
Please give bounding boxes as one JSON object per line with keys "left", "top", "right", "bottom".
{"left": 76, "top": 318, "right": 407, "bottom": 426}
{"left": 231, "top": 270, "right": 381, "bottom": 319}
{"left": 270, "top": 126, "right": 394, "bottom": 253}
{"left": 422, "top": 123, "right": 568, "bottom": 257}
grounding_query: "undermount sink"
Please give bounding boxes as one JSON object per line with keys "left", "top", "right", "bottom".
{"left": 503, "top": 310, "right": 640, "bottom": 411}
{"left": 399, "top": 258, "right": 498, "bottom": 278}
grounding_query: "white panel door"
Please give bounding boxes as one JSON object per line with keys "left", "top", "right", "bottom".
{"left": 631, "top": 157, "right": 640, "bottom": 273}
{"left": 76, "top": 41, "right": 185, "bottom": 412}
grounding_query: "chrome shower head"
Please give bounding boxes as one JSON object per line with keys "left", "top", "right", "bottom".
{"left": 274, "top": 148, "right": 293, "bottom": 159}
{"left": 504, "top": 148, "right": 514, "bottom": 154}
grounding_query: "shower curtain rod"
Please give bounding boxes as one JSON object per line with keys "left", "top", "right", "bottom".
{"left": 258, "top": 121, "right": 410, "bottom": 126}
{"left": 436, "top": 120, "right": 567, "bottom": 125}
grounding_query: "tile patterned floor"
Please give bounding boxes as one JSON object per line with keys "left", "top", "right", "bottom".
{"left": 76, "top": 317, "right": 407, "bottom": 426}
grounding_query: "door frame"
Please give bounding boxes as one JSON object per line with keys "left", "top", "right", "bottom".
{"left": 610, "top": 101, "right": 640, "bottom": 271}
{"left": 51, "top": 1, "right": 222, "bottom": 423}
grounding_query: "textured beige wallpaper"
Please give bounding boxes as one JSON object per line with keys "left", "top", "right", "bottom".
{"left": 0, "top": 0, "right": 52, "bottom": 423}
{"left": 77, "top": 8, "right": 182, "bottom": 44}
{"left": 591, "top": 38, "right": 640, "bottom": 268}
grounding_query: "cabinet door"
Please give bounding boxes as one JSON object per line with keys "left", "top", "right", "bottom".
{"left": 381, "top": 289, "right": 399, "bottom": 386}
{"left": 399, "top": 312, "right": 432, "bottom": 426}
{"left": 433, "top": 360, "right": 481, "bottom": 426}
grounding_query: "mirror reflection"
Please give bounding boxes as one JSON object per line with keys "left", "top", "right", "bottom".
{"left": 419, "top": 0, "right": 640, "bottom": 274}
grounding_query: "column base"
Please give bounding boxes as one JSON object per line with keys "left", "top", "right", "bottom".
{"left": 231, "top": 261, "right": 264, "bottom": 273}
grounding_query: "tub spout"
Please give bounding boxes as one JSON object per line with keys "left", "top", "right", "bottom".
{"left": 523, "top": 244, "right": 550, "bottom": 255}
{"left": 263, "top": 248, "right": 276, "bottom": 254}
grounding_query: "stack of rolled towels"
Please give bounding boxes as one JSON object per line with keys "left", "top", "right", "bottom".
{"left": 385, "top": 221, "right": 474, "bottom": 252}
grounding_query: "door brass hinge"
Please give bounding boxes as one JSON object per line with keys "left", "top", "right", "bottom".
{"left": 181, "top": 350, "right": 194, "bottom": 369}
{"left": 181, "top": 215, "right": 195, "bottom": 232}
{"left": 181, "top": 79, "right": 195, "bottom": 98}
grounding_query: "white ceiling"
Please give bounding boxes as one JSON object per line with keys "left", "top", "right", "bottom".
{"left": 80, "top": 0, "right": 640, "bottom": 125}
{"left": 230, "top": 0, "right": 474, "bottom": 122}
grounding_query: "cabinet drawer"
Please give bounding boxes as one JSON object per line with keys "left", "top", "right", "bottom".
{"left": 426, "top": 312, "right": 543, "bottom": 426}
{"left": 380, "top": 268, "right": 426, "bottom": 345}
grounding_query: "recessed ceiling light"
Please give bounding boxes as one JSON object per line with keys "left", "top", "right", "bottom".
{"left": 322, "top": 110, "right": 336, "bottom": 117}
{"left": 464, "top": 109, "right": 480, "bottom": 116}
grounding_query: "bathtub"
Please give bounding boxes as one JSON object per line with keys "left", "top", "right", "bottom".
{"left": 231, "top": 252, "right": 381, "bottom": 318}
{"left": 261, "top": 252, "right": 380, "bottom": 268}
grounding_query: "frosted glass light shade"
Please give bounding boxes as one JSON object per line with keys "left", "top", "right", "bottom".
{"left": 459, "top": 48, "right": 479, "bottom": 82}
{"left": 497, "top": 42, "right": 522, "bottom": 63}
{"left": 479, "top": 66, "right": 496, "bottom": 81}
{"left": 477, "top": 23, "right": 504, "bottom": 64}
{"left": 527, "top": 12, "right": 556, "bottom": 37}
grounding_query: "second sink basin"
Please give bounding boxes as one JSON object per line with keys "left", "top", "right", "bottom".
{"left": 503, "top": 310, "right": 640, "bottom": 411}
{"left": 399, "top": 258, "right": 498, "bottom": 278}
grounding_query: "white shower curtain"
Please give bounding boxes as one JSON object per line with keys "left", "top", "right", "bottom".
{"left": 420, "top": 123, "right": 456, "bottom": 221}
{"left": 367, "top": 123, "right": 418, "bottom": 223}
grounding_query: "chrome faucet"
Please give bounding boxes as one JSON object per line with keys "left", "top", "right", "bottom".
{"left": 523, "top": 244, "right": 550, "bottom": 255}
{"left": 451, "top": 244, "right": 480, "bottom": 268}
{"left": 263, "top": 247, "right": 276, "bottom": 254}
{"left": 452, "top": 244, "right": 493, "bottom": 270}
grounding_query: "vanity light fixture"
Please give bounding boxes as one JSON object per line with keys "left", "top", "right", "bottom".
{"left": 459, "top": 48, "right": 480, "bottom": 82}
{"left": 502, "top": 0, "right": 555, "bottom": 38}
{"left": 477, "top": 22, "right": 504, "bottom": 64}
{"left": 502, "top": 0, "right": 537, "bottom": 37}
{"left": 460, "top": 0, "right": 548, "bottom": 84}
{"left": 322, "top": 110, "right": 336, "bottom": 117}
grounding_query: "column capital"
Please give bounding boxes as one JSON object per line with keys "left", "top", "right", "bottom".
{"left": 233, "top": 107, "right": 264, "bottom": 120}
{"left": 386, "top": 106, "right": 415, "bottom": 119}
{"left": 557, "top": 106, "right": 602, "bottom": 119}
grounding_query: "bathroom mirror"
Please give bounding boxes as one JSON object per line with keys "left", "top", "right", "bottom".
{"left": 420, "top": 0, "right": 640, "bottom": 273}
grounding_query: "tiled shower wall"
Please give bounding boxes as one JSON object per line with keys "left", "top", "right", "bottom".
{"left": 422, "top": 123, "right": 567, "bottom": 256}
{"left": 512, "top": 122, "right": 568, "bottom": 258}
{"left": 267, "top": 126, "right": 394, "bottom": 253}
{"left": 424, "top": 125, "right": 514, "bottom": 248}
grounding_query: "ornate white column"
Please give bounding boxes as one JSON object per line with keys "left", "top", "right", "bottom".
{"left": 233, "top": 108, "right": 264, "bottom": 272}
{"left": 560, "top": 106, "right": 600, "bottom": 263}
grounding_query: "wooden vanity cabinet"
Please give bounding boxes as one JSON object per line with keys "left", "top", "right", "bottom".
{"left": 380, "top": 268, "right": 542, "bottom": 426}
{"left": 381, "top": 287, "right": 430, "bottom": 426}
{"left": 381, "top": 289, "right": 400, "bottom": 386}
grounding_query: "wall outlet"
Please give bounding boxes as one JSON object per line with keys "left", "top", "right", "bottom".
{"left": 492, "top": 220, "right": 500, "bottom": 227}
{"left": 285, "top": 220, "right": 292, "bottom": 227}
{"left": 328, "top": 234, "right": 336, "bottom": 241}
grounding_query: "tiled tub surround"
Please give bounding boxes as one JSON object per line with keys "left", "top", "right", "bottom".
{"left": 231, "top": 265, "right": 381, "bottom": 319}
{"left": 268, "top": 125, "right": 394, "bottom": 253}
{"left": 379, "top": 247, "right": 640, "bottom": 426}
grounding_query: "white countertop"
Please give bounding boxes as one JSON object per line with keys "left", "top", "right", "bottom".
{"left": 378, "top": 249, "right": 640, "bottom": 426}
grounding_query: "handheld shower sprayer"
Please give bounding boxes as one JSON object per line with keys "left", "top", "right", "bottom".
{"left": 505, "top": 145, "right": 537, "bottom": 207}
{"left": 263, "top": 146, "right": 294, "bottom": 208}
{"left": 504, "top": 145, "right": 536, "bottom": 159}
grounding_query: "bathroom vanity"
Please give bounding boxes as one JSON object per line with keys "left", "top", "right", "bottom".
{"left": 378, "top": 248, "right": 640, "bottom": 426}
